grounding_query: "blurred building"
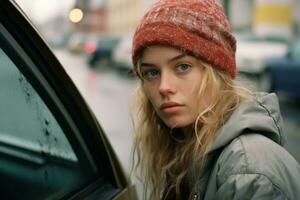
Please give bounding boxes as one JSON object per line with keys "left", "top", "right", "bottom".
{"left": 253, "top": 0, "right": 294, "bottom": 39}
{"left": 72, "top": 0, "right": 107, "bottom": 34}
{"left": 227, "top": 0, "right": 300, "bottom": 40}
{"left": 106, "top": 0, "right": 156, "bottom": 36}
{"left": 70, "top": 0, "right": 300, "bottom": 39}
{"left": 224, "top": 0, "right": 253, "bottom": 31}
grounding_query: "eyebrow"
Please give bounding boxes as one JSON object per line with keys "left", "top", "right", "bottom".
{"left": 140, "top": 53, "right": 187, "bottom": 67}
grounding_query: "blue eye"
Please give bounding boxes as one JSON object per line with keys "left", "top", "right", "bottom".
{"left": 177, "top": 63, "right": 191, "bottom": 72}
{"left": 142, "top": 69, "right": 160, "bottom": 79}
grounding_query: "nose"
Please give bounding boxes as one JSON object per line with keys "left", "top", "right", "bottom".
{"left": 159, "top": 72, "right": 175, "bottom": 96}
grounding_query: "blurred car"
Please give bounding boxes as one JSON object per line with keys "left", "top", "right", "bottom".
{"left": 67, "top": 33, "right": 98, "bottom": 54}
{"left": 264, "top": 39, "right": 300, "bottom": 97}
{"left": 0, "top": 1, "right": 136, "bottom": 199}
{"left": 86, "top": 36, "right": 120, "bottom": 67}
{"left": 112, "top": 34, "right": 133, "bottom": 71}
{"left": 236, "top": 33, "right": 288, "bottom": 91}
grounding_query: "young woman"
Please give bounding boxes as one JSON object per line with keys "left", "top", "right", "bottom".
{"left": 130, "top": 0, "right": 300, "bottom": 199}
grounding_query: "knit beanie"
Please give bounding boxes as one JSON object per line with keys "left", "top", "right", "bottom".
{"left": 132, "top": 0, "right": 237, "bottom": 77}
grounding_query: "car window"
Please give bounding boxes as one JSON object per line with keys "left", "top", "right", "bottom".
{"left": 0, "top": 40, "right": 97, "bottom": 199}
{"left": 0, "top": 47, "right": 77, "bottom": 161}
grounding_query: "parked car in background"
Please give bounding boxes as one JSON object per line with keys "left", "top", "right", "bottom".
{"left": 112, "top": 34, "right": 133, "bottom": 71}
{"left": 236, "top": 33, "right": 288, "bottom": 91}
{"left": 67, "top": 33, "right": 98, "bottom": 54}
{"left": 86, "top": 36, "right": 120, "bottom": 68}
{"left": 264, "top": 39, "right": 300, "bottom": 98}
{"left": 0, "top": 1, "right": 136, "bottom": 199}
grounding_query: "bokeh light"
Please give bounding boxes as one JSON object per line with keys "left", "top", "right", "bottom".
{"left": 69, "top": 8, "right": 83, "bottom": 23}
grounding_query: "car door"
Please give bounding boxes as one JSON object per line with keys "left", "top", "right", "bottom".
{"left": 0, "top": 1, "right": 135, "bottom": 199}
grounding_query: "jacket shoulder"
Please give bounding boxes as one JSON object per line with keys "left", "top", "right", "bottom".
{"left": 215, "top": 133, "right": 300, "bottom": 198}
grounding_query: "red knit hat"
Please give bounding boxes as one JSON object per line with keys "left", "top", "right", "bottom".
{"left": 132, "top": 0, "right": 237, "bottom": 77}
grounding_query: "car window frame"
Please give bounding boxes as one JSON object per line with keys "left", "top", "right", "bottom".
{"left": 0, "top": 0, "right": 128, "bottom": 199}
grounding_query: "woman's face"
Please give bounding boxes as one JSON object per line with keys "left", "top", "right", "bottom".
{"left": 139, "top": 45, "right": 208, "bottom": 129}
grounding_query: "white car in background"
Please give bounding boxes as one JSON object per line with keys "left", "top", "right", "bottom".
{"left": 113, "top": 34, "right": 133, "bottom": 71}
{"left": 236, "top": 33, "right": 288, "bottom": 91}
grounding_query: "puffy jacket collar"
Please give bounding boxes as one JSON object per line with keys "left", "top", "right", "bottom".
{"left": 210, "top": 92, "right": 285, "bottom": 153}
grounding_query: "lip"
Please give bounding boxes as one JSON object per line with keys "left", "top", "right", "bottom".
{"left": 160, "top": 102, "right": 183, "bottom": 112}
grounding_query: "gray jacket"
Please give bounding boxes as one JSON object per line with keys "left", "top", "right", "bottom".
{"left": 192, "top": 93, "right": 300, "bottom": 200}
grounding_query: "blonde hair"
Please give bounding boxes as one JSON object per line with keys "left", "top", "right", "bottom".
{"left": 131, "top": 60, "right": 253, "bottom": 200}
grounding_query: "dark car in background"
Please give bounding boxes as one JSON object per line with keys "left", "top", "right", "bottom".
{"left": 86, "top": 36, "right": 120, "bottom": 68}
{"left": 264, "top": 39, "right": 300, "bottom": 98}
{"left": 0, "top": 1, "right": 136, "bottom": 199}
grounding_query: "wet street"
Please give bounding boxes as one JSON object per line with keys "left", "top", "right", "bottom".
{"left": 54, "top": 49, "right": 137, "bottom": 173}
{"left": 54, "top": 49, "right": 144, "bottom": 198}
{"left": 54, "top": 48, "right": 300, "bottom": 174}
